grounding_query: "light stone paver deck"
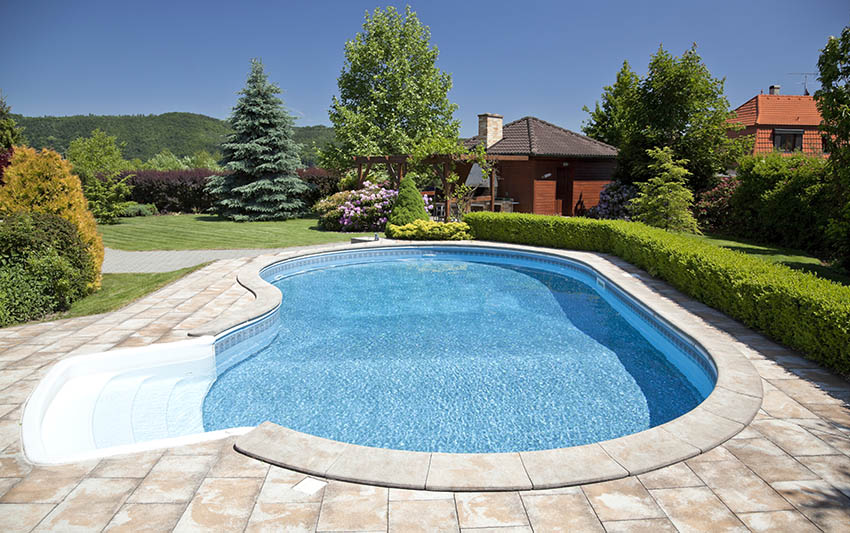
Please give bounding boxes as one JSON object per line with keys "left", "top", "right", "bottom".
{"left": 1, "top": 247, "right": 849, "bottom": 531}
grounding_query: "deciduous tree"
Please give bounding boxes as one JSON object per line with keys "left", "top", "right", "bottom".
{"left": 815, "top": 24, "right": 850, "bottom": 268}
{"left": 583, "top": 46, "right": 750, "bottom": 191}
{"left": 321, "top": 6, "right": 459, "bottom": 174}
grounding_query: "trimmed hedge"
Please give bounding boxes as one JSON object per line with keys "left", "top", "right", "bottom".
{"left": 386, "top": 220, "right": 472, "bottom": 240}
{"left": 0, "top": 212, "right": 96, "bottom": 326}
{"left": 464, "top": 212, "right": 850, "bottom": 375}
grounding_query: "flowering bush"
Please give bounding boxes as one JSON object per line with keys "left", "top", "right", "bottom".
{"left": 586, "top": 181, "right": 636, "bottom": 220}
{"left": 695, "top": 175, "right": 740, "bottom": 233}
{"left": 314, "top": 181, "right": 397, "bottom": 231}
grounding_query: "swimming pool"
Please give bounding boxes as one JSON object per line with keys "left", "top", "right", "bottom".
{"left": 207, "top": 246, "right": 716, "bottom": 453}
{"left": 24, "top": 242, "right": 761, "bottom": 479}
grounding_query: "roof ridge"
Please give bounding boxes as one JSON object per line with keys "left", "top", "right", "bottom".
{"left": 526, "top": 116, "right": 618, "bottom": 151}
{"left": 526, "top": 117, "right": 537, "bottom": 153}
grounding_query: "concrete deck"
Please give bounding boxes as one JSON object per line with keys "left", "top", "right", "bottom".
{"left": 1, "top": 247, "right": 849, "bottom": 531}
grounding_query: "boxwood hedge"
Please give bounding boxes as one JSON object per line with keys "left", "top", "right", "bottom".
{"left": 464, "top": 212, "right": 850, "bottom": 375}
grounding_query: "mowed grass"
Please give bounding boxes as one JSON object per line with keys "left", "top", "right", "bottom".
{"left": 687, "top": 233, "right": 850, "bottom": 286}
{"left": 61, "top": 264, "right": 208, "bottom": 319}
{"left": 99, "top": 214, "right": 370, "bottom": 251}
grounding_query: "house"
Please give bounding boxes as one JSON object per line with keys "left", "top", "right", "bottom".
{"left": 463, "top": 114, "right": 617, "bottom": 215}
{"left": 729, "top": 85, "right": 826, "bottom": 156}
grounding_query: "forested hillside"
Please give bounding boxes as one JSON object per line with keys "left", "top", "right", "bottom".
{"left": 13, "top": 112, "right": 334, "bottom": 166}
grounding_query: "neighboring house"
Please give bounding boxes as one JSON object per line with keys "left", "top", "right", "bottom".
{"left": 464, "top": 114, "right": 617, "bottom": 215}
{"left": 729, "top": 85, "right": 826, "bottom": 156}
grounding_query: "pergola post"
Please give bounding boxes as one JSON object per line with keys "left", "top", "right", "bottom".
{"left": 357, "top": 163, "right": 363, "bottom": 187}
{"left": 489, "top": 166, "right": 496, "bottom": 212}
{"left": 443, "top": 162, "right": 451, "bottom": 221}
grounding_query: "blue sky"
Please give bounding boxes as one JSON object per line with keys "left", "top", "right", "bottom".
{"left": 2, "top": 0, "right": 846, "bottom": 137}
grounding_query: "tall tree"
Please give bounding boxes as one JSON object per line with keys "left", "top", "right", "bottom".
{"left": 816, "top": 24, "right": 850, "bottom": 268}
{"left": 206, "top": 59, "right": 307, "bottom": 221}
{"left": 320, "top": 6, "right": 459, "bottom": 175}
{"left": 583, "top": 46, "right": 750, "bottom": 191}
{"left": 581, "top": 62, "right": 639, "bottom": 147}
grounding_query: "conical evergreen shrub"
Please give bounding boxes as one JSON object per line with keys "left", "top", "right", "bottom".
{"left": 206, "top": 59, "right": 308, "bottom": 221}
{"left": 388, "top": 174, "right": 429, "bottom": 226}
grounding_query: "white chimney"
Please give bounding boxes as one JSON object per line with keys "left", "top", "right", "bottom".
{"left": 769, "top": 85, "right": 781, "bottom": 95}
{"left": 478, "top": 113, "right": 503, "bottom": 148}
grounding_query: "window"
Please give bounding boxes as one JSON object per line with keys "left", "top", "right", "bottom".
{"left": 773, "top": 129, "right": 803, "bottom": 152}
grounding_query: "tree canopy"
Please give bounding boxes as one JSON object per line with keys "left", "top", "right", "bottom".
{"left": 205, "top": 59, "right": 308, "bottom": 221}
{"left": 321, "top": 6, "right": 460, "bottom": 174}
{"left": 815, "top": 24, "right": 850, "bottom": 268}
{"left": 583, "top": 46, "right": 750, "bottom": 191}
{"left": 0, "top": 92, "right": 25, "bottom": 151}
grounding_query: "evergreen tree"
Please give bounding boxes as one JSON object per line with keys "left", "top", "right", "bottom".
{"left": 389, "top": 174, "right": 429, "bottom": 225}
{"left": 630, "top": 147, "right": 700, "bottom": 233}
{"left": 206, "top": 59, "right": 307, "bottom": 221}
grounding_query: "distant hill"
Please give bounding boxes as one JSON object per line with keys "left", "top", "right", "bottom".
{"left": 12, "top": 112, "right": 334, "bottom": 167}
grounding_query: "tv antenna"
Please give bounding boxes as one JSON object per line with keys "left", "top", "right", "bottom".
{"left": 788, "top": 72, "right": 817, "bottom": 95}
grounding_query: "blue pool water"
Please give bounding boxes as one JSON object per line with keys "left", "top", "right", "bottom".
{"left": 204, "top": 251, "right": 711, "bottom": 453}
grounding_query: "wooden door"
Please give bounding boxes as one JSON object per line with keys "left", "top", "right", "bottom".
{"left": 555, "top": 167, "right": 573, "bottom": 216}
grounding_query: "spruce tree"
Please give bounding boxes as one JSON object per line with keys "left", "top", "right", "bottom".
{"left": 206, "top": 59, "right": 307, "bottom": 221}
{"left": 630, "top": 147, "right": 700, "bottom": 233}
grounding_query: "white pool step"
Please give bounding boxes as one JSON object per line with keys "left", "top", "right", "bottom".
{"left": 132, "top": 375, "right": 183, "bottom": 442}
{"left": 92, "top": 372, "right": 150, "bottom": 448}
{"left": 166, "top": 376, "right": 211, "bottom": 436}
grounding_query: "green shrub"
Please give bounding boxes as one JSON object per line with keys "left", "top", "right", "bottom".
{"left": 630, "top": 147, "right": 699, "bottom": 233}
{"left": 0, "top": 212, "right": 96, "bottom": 326}
{"left": 732, "top": 153, "right": 831, "bottom": 255}
{"left": 464, "top": 211, "right": 850, "bottom": 375}
{"left": 386, "top": 219, "right": 472, "bottom": 240}
{"left": 120, "top": 202, "right": 158, "bottom": 217}
{"left": 388, "top": 174, "right": 429, "bottom": 226}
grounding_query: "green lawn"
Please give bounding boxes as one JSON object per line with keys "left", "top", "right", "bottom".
{"left": 60, "top": 264, "right": 208, "bottom": 320}
{"left": 99, "top": 214, "right": 370, "bottom": 251}
{"left": 688, "top": 233, "right": 850, "bottom": 285}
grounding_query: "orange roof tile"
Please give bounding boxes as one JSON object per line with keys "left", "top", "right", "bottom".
{"left": 732, "top": 94, "right": 822, "bottom": 127}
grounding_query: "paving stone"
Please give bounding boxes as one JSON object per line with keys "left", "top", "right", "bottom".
{"left": 600, "top": 428, "right": 700, "bottom": 475}
{"left": 326, "top": 443, "right": 430, "bottom": 489}
{"left": 128, "top": 454, "right": 216, "bottom": 503}
{"left": 601, "top": 517, "right": 678, "bottom": 532}
{"left": 522, "top": 492, "right": 604, "bottom": 532}
{"left": 519, "top": 443, "right": 627, "bottom": 488}
{"left": 389, "top": 499, "right": 459, "bottom": 532}
{"left": 454, "top": 492, "right": 528, "bottom": 529}
{"left": 245, "top": 502, "right": 320, "bottom": 533}
{"left": 256, "top": 469, "right": 319, "bottom": 504}
{"left": 750, "top": 419, "right": 838, "bottom": 456}
{"left": 761, "top": 389, "right": 818, "bottom": 419}
{"left": 173, "top": 477, "right": 262, "bottom": 532}
{"left": 315, "top": 480, "right": 388, "bottom": 532}
{"left": 769, "top": 379, "right": 844, "bottom": 406}
{"left": 772, "top": 479, "right": 850, "bottom": 533}
{"left": 650, "top": 487, "right": 748, "bottom": 533}
{"left": 389, "top": 488, "right": 454, "bottom": 501}
{"left": 235, "top": 422, "right": 348, "bottom": 477}
{"left": 688, "top": 459, "right": 793, "bottom": 513}
{"left": 0, "top": 470, "right": 84, "bottom": 503}
{"left": 797, "top": 455, "right": 850, "bottom": 498}
{"left": 90, "top": 451, "right": 164, "bottom": 478}
{"left": 738, "top": 509, "right": 821, "bottom": 532}
{"left": 637, "top": 462, "right": 703, "bottom": 489}
{"left": 581, "top": 476, "right": 664, "bottom": 521}
{"left": 427, "top": 452, "right": 531, "bottom": 491}
{"left": 104, "top": 503, "right": 186, "bottom": 532}
{"left": 34, "top": 477, "right": 138, "bottom": 532}
{"left": 208, "top": 446, "right": 270, "bottom": 478}
{"left": 0, "top": 503, "right": 55, "bottom": 533}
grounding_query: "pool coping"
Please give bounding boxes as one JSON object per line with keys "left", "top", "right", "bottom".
{"left": 190, "top": 240, "right": 763, "bottom": 491}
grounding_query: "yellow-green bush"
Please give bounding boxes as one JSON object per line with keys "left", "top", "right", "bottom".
{"left": 386, "top": 219, "right": 472, "bottom": 240}
{"left": 464, "top": 212, "right": 850, "bottom": 375}
{"left": 0, "top": 146, "right": 103, "bottom": 289}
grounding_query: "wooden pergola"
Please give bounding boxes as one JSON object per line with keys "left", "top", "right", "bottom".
{"left": 352, "top": 154, "right": 528, "bottom": 217}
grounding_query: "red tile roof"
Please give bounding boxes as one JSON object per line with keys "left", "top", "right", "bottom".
{"left": 731, "top": 95, "right": 822, "bottom": 127}
{"left": 464, "top": 116, "right": 617, "bottom": 158}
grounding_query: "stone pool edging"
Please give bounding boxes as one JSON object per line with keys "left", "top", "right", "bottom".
{"left": 190, "top": 240, "right": 763, "bottom": 491}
